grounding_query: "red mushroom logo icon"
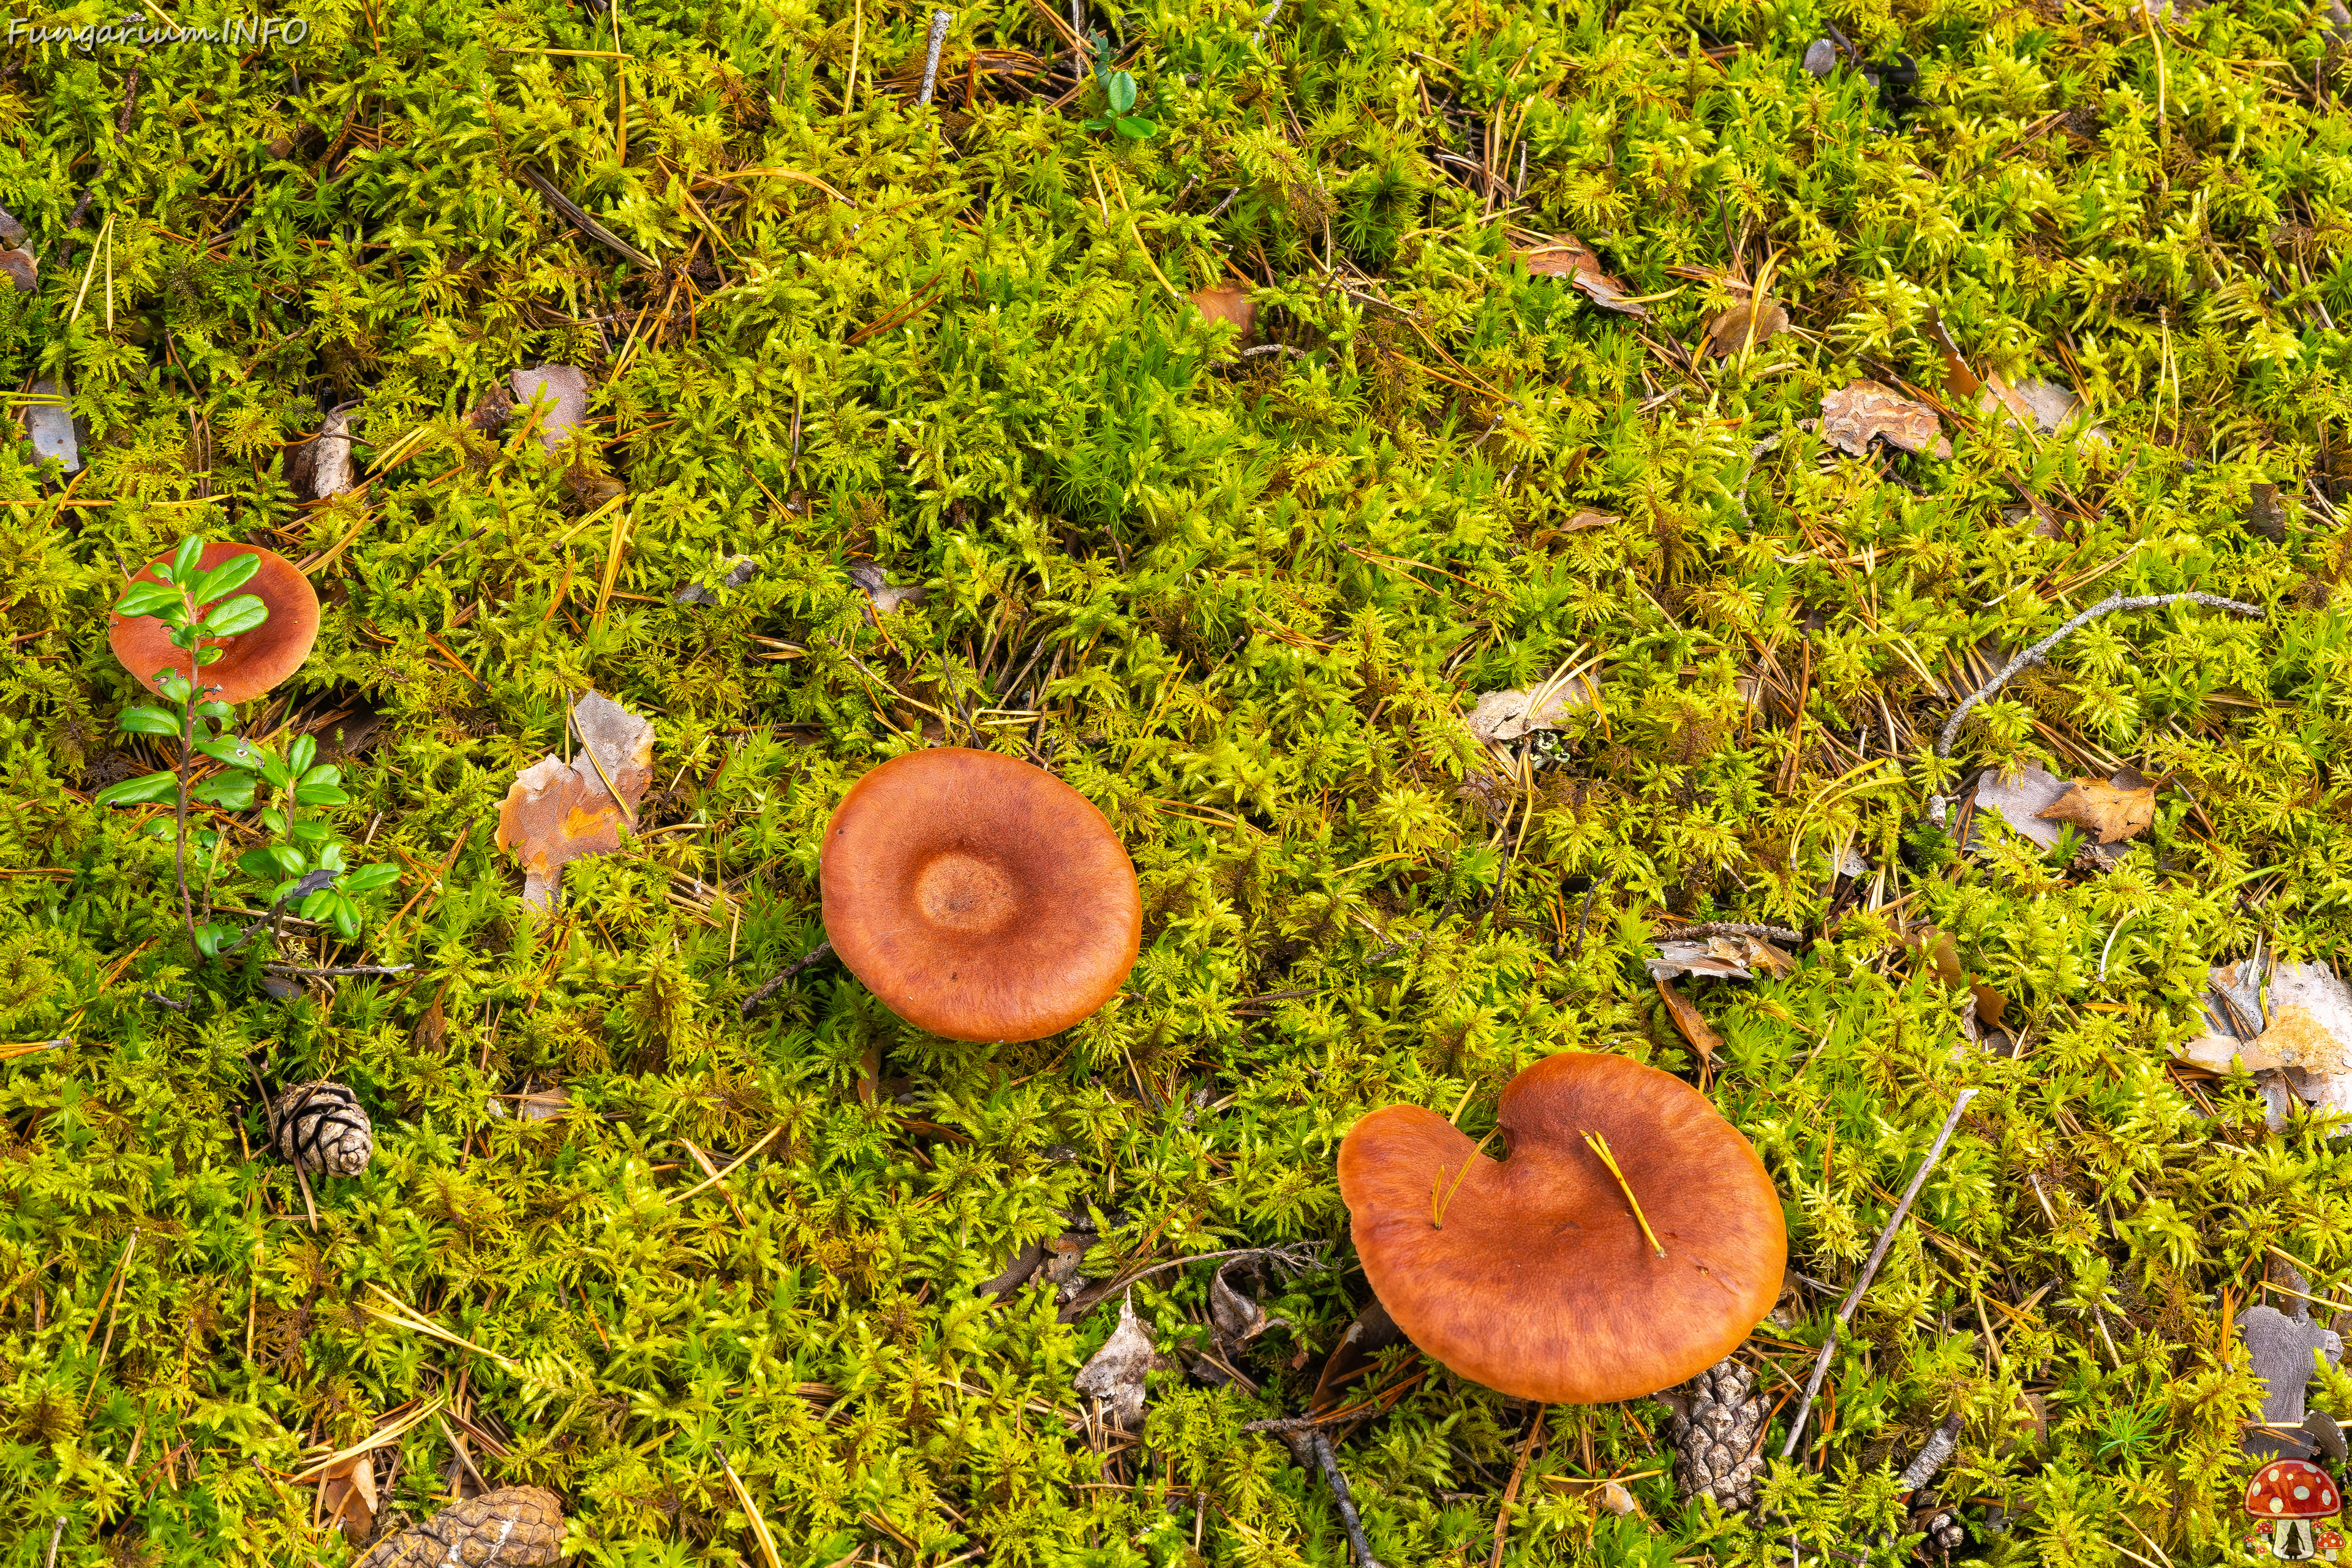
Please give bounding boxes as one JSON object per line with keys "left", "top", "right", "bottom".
{"left": 2244, "top": 1458, "right": 2343, "bottom": 1561}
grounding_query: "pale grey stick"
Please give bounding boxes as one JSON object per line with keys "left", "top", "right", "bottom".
{"left": 918, "top": 10, "right": 954, "bottom": 105}
{"left": 1779, "top": 1088, "right": 1980, "bottom": 1460}
{"left": 1253, "top": 0, "right": 1283, "bottom": 43}
{"left": 1928, "top": 592, "right": 2262, "bottom": 824}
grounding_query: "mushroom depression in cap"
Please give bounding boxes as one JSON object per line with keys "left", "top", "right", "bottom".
{"left": 820, "top": 747, "right": 1141, "bottom": 1042}
{"left": 1338, "top": 1050, "right": 1787, "bottom": 1404}
{"left": 108, "top": 542, "right": 320, "bottom": 706}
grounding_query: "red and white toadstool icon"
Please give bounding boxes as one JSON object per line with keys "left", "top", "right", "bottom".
{"left": 2244, "top": 1458, "right": 2343, "bottom": 1561}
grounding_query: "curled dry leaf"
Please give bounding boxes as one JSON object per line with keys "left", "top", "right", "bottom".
{"left": 1466, "top": 674, "right": 1599, "bottom": 744}
{"left": 1520, "top": 235, "right": 1651, "bottom": 319}
{"left": 1703, "top": 296, "right": 1789, "bottom": 357}
{"left": 510, "top": 364, "right": 590, "bottom": 454}
{"left": 1191, "top": 286, "right": 1256, "bottom": 338}
{"left": 495, "top": 690, "right": 654, "bottom": 910}
{"left": 1073, "top": 1295, "right": 1159, "bottom": 1431}
{"left": 0, "top": 204, "right": 24, "bottom": 246}
{"left": 321, "top": 1450, "right": 379, "bottom": 1542}
{"left": 1819, "top": 379, "right": 1951, "bottom": 460}
{"left": 294, "top": 404, "right": 360, "bottom": 501}
{"left": 1647, "top": 933, "right": 1794, "bottom": 981}
{"left": 1655, "top": 978, "right": 1722, "bottom": 1065}
{"left": 2253, "top": 962, "right": 2352, "bottom": 1123}
{"left": 849, "top": 561, "right": 928, "bottom": 617}
{"left": 1310, "top": 1297, "right": 1403, "bottom": 1411}
{"left": 0, "top": 248, "right": 34, "bottom": 292}
{"left": 2035, "top": 769, "right": 2155, "bottom": 844}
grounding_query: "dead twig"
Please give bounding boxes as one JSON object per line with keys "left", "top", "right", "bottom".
{"left": 261, "top": 963, "right": 415, "bottom": 978}
{"left": 918, "top": 9, "right": 954, "bottom": 104}
{"left": 1057, "top": 1242, "right": 1325, "bottom": 1324}
{"left": 1779, "top": 1088, "right": 1978, "bottom": 1460}
{"left": 1928, "top": 592, "right": 2263, "bottom": 823}
{"left": 1658, "top": 920, "right": 1804, "bottom": 945}
{"left": 739, "top": 939, "right": 835, "bottom": 1019}
{"left": 519, "top": 165, "right": 657, "bottom": 270}
{"left": 1288, "top": 1428, "right": 1381, "bottom": 1568}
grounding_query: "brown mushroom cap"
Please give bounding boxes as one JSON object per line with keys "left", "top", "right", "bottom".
{"left": 108, "top": 543, "right": 320, "bottom": 705}
{"left": 1338, "top": 1050, "right": 1787, "bottom": 1404}
{"left": 820, "top": 747, "right": 1141, "bottom": 1042}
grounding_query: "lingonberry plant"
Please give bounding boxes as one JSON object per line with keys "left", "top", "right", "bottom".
{"left": 95, "top": 537, "right": 396, "bottom": 960}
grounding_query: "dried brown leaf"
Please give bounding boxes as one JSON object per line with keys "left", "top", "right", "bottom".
{"left": 1191, "top": 286, "right": 1256, "bottom": 337}
{"left": 1647, "top": 933, "right": 1793, "bottom": 981}
{"left": 1703, "top": 296, "right": 1789, "bottom": 357}
{"left": 0, "top": 249, "right": 36, "bottom": 293}
{"left": 1819, "top": 379, "right": 1951, "bottom": 459}
{"left": 1519, "top": 235, "right": 1651, "bottom": 319}
{"left": 1656, "top": 978, "right": 1721, "bottom": 1065}
{"left": 1466, "top": 674, "right": 1599, "bottom": 744}
{"left": 1073, "top": 1295, "right": 1158, "bottom": 1431}
{"left": 2035, "top": 769, "right": 2154, "bottom": 844}
{"left": 494, "top": 691, "right": 654, "bottom": 910}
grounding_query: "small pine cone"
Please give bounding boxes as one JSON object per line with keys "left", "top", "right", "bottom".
{"left": 271, "top": 1080, "right": 374, "bottom": 1177}
{"left": 354, "top": 1487, "right": 564, "bottom": 1568}
{"left": 1665, "top": 1357, "right": 1768, "bottom": 1512}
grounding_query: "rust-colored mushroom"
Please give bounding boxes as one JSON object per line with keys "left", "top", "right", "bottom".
{"left": 1338, "top": 1051, "right": 1786, "bottom": 1404}
{"left": 108, "top": 542, "right": 320, "bottom": 704}
{"left": 820, "top": 747, "right": 1140, "bottom": 1042}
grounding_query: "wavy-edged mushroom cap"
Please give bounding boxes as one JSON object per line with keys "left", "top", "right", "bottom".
{"left": 820, "top": 747, "right": 1141, "bottom": 1042}
{"left": 1338, "top": 1051, "right": 1786, "bottom": 1404}
{"left": 108, "top": 543, "right": 320, "bottom": 704}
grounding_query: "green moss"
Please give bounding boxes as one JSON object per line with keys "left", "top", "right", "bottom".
{"left": 3, "top": 0, "right": 2352, "bottom": 1561}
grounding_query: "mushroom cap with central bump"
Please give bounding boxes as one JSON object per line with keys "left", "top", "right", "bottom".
{"left": 1338, "top": 1050, "right": 1786, "bottom": 1404}
{"left": 821, "top": 747, "right": 1141, "bottom": 1042}
{"left": 108, "top": 542, "right": 319, "bottom": 706}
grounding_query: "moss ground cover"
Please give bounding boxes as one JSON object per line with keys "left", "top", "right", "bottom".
{"left": 5, "top": 0, "right": 2352, "bottom": 1560}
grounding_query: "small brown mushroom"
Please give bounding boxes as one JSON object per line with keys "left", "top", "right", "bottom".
{"left": 1338, "top": 1051, "right": 1785, "bottom": 1403}
{"left": 108, "top": 542, "right": 319, "bottom": 704}
{"left": 820, "top": 747, "right": 1140, "bottom": 1042}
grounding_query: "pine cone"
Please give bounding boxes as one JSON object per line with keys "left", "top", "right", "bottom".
{"left": 1665, "top": 1357, "right": 1768, "bottom": 1511}
{"left": 270, "top": 1080, "right": 373, "bottom": 1177}
{"left": 353, "top": 1487, "right": 563, "bottom": 1568}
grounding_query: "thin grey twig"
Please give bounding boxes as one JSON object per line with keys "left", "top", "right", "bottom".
{"left": 1205, "top": 187, "right": 1240, "bottom": 221}
{"left": 1305, "top": 1429, "right": 1382, "bottom": 1568}
{"left": 739, "top": 939, "right": 835, "bottom": 1019}
{"left": 1057, "top": 1242, "right": 1325, "bottom": 1324}
{"left": 1895, "top": 1413, "right": 1966, "bottom": 1492}
{"left": 1252, "top": 0, "right": 1283, "bottom": 43}
{"left": 918, "top": 9, "right": 954, "bottom": 105}
{"left": 519, "top": 165, "right": 657, "bottom": 270}
{"left": 43, "top": 1517, "right": 64, "bottom": 1568}
{"left": 1928, "top": 592, "right": 2263, "bottom": 823}
{"left": 1779, "top": 1088, "right": 1980, "bottom": 1460}
{"left": 260, "top": 963, "right": 415, "bottom": 978}
{"left": 1659, "top": 921, "right": 1806, "bottom": 945}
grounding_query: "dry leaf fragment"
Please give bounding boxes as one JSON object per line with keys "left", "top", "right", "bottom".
{"left": 1191, "top": 286, "right": 1256, "bottom": 338}
{"left": 1466, "top": 675, "right": 1599, "bottom": 744}
{"left": 321, "top": 1450, "right": 379, "bottom": 1543}
{"left": 849, "top": 561, "right": 928, "bottom": 617}
{"left": 23, "top": 377, "right": 78, "bottom": 472}
{"left": 1656, "top": 978, "right": 1722, "bottom": 1065}
{"left": 0, "top": 248, "right": 35, "bottom": 293}
{"left": 494, "top": 691, "right": 654, "bottom": 910}
{"left": 2248, "top": 483, "right": 2290, "bottom": 543}
{"left": 1819, "top": 379, "right": 1951, "bottom": 460}
{"left": 1703, "top": 296, "right": 1789, "bottom": 357}
{"left": 2036, "top": 769, "right": 2155, "bottom": 845}
{"left": 2254, "top": 963, "right": 2352, "bottom": 1124}
{"left": 1074, "top": 1295, "right": 1159, "bottom": 1431}
{"left": 293, "top": 404, "right": 359, "bottom": 501}
{"left": 509, "top": 364, "right": 590, "bottom": 454}
{"left": 0, "top": 205, "right": 24, "bottom": 246}
{"left": 1520, "top": 235, "right": 1651, "bottom": 319}
{"left": 1647, "top": 933, "right": 1793, "bottom": 981}
{"left": 1594, "top": 1480, "right": 1642, "bottom": 1517}
{"left": 1966, "top": 763, "right": 2124, "bottom": 867}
